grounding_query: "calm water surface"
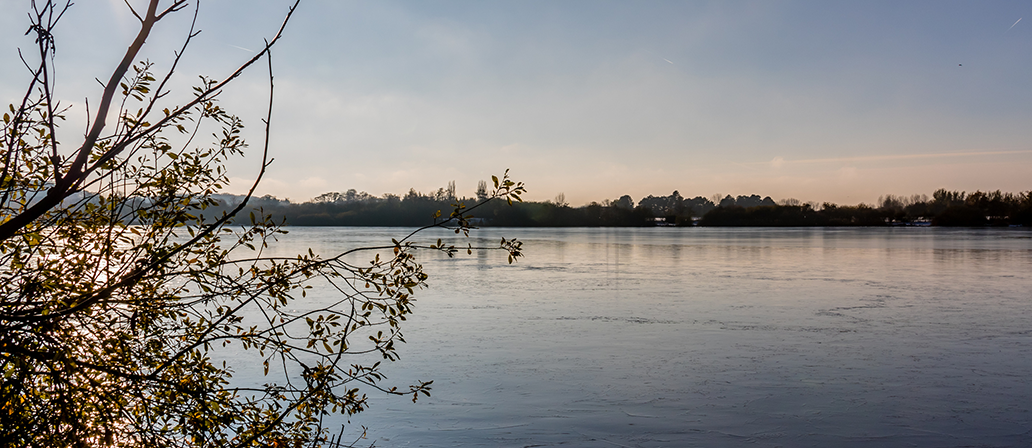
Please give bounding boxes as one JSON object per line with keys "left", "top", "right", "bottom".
{"left": 270, "top": 227, "right": 1032, "bottom": 447}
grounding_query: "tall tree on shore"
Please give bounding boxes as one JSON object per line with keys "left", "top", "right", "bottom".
{"left": 0, "top": 1, "right": 524, "bottom": 446}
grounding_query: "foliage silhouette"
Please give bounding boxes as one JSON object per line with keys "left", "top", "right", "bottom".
{"left": 0, "top": 1, "right": 524, "bottom": 446}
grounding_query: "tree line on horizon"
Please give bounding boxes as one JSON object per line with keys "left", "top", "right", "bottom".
{"left": 208, "top": 185, "right": 1032, "bottom": 228}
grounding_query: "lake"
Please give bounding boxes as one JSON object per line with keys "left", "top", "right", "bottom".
{"left": 265, "top": 227, "right": 1032, "bottom": 447}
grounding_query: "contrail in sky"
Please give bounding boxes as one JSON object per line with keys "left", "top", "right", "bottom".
{"left": 229, "top": 44, "right": 254, "bottom": 53}
{"left": 1008, "top": 18, "right": 1022, "bottom": 31}
{"left": 644, "top": 49, "right": 674, "bottom": 65}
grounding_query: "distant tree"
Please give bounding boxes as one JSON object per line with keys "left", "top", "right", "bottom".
{"left": 723, "top": 195, "right": 776, "bottom": 209}
{"left": 933, "top": 189, "right": 967, "bottom": 207}
{"left": 0, "top": 2, "right": 525, "bottom": 447}
{"left": 476, "top": 180, "right": 489, "bottom": 201}
{"left": 719, "top": 195, "right": 736, "bottom": 208}
{"left": 684, "top": 196, "right": 716, "bottom": 216}
{"left": 313, "top": 191, "right": 346, "bottom": 204}
{"left": 552, "top": 192, "right": 568, "bottom": 208}
{"left": 1012, "top": 192, "right": 1032, "bottom": 226}
{"left": 670, "top": 190, "right": 685, "bottom": 213}
{"left": 639, "top": 191, "right": 684, "bottom": 216}
{"left": 821, "top": 202, "right": 884, "bottom": 226}
{"left": 637, "top": 195, "right": 662, "bottom": 214}
{"left": 735, "top": 195, "right": 754, "bottom": 208}
{"left": 967, "top": 190, "right": 1009, "bottom": 221}
{"left": 614, "top": 195, "right": 634, "bottom": 210}
{"left": 700, "top": 203, "right": 822, "bottom": 226}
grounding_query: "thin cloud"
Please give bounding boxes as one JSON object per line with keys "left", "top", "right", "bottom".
{"left": 1008, "top": 18, "right": 1022, "bottom": 31}
{"left": 771, "top": 149, "right": 1032, "bottom": 165}
{"left": 228, "top": 44, "right": 254, "bottom": 53}
{"left": 106, "top": 0, "right": 136, "bottom": 36}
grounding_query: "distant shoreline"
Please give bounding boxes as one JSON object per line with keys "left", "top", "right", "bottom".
{"left": 206, "top": 189, "right": 1032, "bottom": 228}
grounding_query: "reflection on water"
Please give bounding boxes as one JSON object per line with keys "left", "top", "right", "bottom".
{"left": 264, "top": 227, "right": 1032, "bottom": 447}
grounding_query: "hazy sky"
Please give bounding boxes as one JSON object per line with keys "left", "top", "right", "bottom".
{"left": 2, "top": 1, "right": 1030, "bottom": 205}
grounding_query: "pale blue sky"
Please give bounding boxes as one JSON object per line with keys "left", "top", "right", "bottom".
{"left": 2, "top": 1, "right": 1030, "bottom": 205}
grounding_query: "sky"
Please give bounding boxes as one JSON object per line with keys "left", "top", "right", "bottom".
{"left": 2, "top": 0, "right": 1031, "bottom": 206}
